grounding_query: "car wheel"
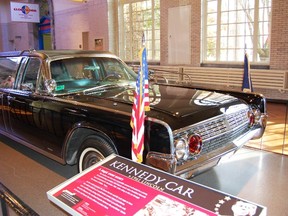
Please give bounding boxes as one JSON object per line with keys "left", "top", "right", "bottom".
{"left": 78, "top": 137, "right": 116, "bottom": 172}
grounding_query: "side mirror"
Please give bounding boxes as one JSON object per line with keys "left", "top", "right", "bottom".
{"left": 44, "top": 79, "right": 57, "bottom": 94}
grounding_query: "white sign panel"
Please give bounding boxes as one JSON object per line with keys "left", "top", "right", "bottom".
{"left": 10, "top": 2, "right": 40, "bottom": 23}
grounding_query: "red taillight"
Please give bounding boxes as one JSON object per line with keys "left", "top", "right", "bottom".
{"left": 188, "top": 134, "right": 203, "bottom": 154}
{"left": 248, "top": 111, "right": 255, "bottom": 127}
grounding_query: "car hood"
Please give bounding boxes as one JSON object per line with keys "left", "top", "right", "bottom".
{"left": 71, "top": 83, "right": 245, "bottom": 128}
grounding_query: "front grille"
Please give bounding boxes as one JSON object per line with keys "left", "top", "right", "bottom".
{"left": 192, "top": 106, "right": 248, "bottom": 141}
{"left": 226, "top": 108, "right": 249, "bottom": 130}
{"left": 174, "top": 104, "right": 250, "bottom": 157}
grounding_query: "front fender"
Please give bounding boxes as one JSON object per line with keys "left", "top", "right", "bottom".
{"left": 63, "top": 122, "right": 117, "bottom": 165}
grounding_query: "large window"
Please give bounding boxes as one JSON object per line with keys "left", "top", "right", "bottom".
{"left": 203, "top": 0, "right": 271, "bottom": 63}
{"left": 119, "top": 0, "right": 160, "bottom": 61}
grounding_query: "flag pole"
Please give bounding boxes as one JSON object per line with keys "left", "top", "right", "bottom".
{"left": 130, "top": 33, "right": 150, "bottom": 163}
{"left": 242, "top": 3, "right": 253, "bottom": 93}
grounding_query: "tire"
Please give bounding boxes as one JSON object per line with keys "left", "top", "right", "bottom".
{"left": 78, "top": 136, "right": 116, "bottom": 172}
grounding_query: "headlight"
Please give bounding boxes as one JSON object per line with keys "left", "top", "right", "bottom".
{"left": 175, "top": 138, "right": 188, "bottom": 160}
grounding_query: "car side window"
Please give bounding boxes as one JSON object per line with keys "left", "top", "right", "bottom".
{"left": 51, "top": 61, "right": 71, "bottom": 81}
{"left": 21, "top": 58, "right": 41, "bottom": 91}
{"left": 0, "top": 57, "right": 21, "bottom": 88}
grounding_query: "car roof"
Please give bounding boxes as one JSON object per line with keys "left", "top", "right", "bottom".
{"left": 0, "top": 49, "right": 115, "bottom": 60}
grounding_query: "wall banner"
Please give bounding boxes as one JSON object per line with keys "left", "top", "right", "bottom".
{"left": 47, "top": 154, "right": 267, "bottom": 216}
{"left": 10, "top": 2, "right": 40, "bottom": 23}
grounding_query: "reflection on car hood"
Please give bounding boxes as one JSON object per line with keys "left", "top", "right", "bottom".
{"left": 78, "top": 83, "right": 241, "bottom": 119}
{"left": 140, "top": 84, "right": 239, "bottom": 117}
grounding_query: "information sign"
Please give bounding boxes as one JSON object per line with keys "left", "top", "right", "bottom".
{"left": 10, "top": 2, "right": 40, "bottom": 23}
{"left": 47, "top": 154, "right": 266, "bottom": 216}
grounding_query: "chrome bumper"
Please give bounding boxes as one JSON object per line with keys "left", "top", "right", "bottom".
{"left": 146, "top": 127, "right": 263, "bottom": 178}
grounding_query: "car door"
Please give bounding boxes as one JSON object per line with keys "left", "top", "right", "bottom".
{"left": 0, "top": 56, "right": 22, "bottom": 133}
{"left": 8, "top": 57, "right": 42, "bottom": 140}
{"left": 7, "top": 57, "right": 63, "bottom": 158}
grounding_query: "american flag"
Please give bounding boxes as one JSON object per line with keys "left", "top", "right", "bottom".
{"left": 130, "top": 46, "right": 150, "bottom": 163}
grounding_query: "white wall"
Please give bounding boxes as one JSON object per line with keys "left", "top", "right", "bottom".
{"left": 53, "top": 0, "right": 87, "bottom": 12}
{"left": 0, "top": 0, "right": 31, "bottom": 51}
{"left": 0, "top": 0, "right": 110, "bottom": 51}
{"left": 53, "top": 0, "right": 109, "bottom": 51}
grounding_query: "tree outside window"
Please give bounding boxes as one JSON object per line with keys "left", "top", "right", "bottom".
{"left": 203, "top": 0, "right": 271, "bottom": 63}
{"left": 119, "top": 0, "right": 160, "bottom": 61}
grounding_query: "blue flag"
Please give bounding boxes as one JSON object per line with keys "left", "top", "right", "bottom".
{"left": 242, "top": 52, "right": 253, "bottom": 92}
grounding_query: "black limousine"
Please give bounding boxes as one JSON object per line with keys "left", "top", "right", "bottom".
{"left": 0, "top": 50, "right": 267, "bottom": 178}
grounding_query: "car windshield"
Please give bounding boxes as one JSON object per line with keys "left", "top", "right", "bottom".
{"left": 49, "top": 57, "right": 137, "bottom": 95}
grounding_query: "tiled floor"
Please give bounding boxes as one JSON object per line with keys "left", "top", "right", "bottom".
{"left": 0, "top": 102, "right": 287, "bottom": 215}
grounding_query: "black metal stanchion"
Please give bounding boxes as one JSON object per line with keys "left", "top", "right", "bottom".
{"left": 0, "top": 195, "right": 8, "bottom": 216}
{"left": 0, "top": 182, "right": 39, "bottom": 216}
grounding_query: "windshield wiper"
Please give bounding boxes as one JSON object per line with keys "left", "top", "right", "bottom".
{"left": 83, "top": 83, "right": 120, "bottom": 95}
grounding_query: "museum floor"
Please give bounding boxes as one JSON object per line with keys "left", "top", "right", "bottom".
{"left": 0, "top": 102, "right": 287, "bottom": 216}
{"left": 246, "top": 101, "right": 288, "bottom": 155}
